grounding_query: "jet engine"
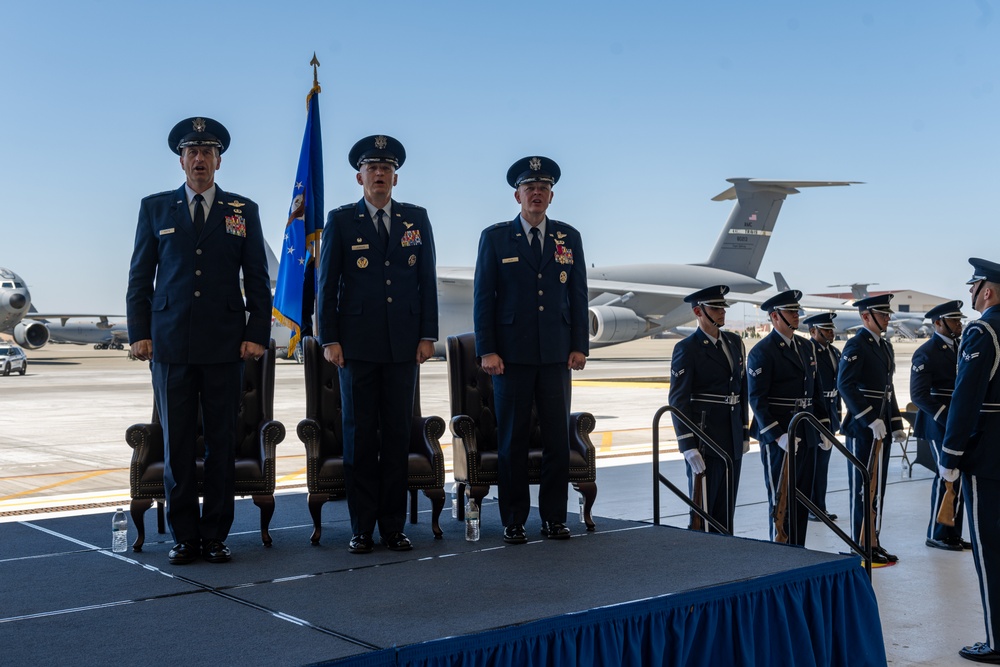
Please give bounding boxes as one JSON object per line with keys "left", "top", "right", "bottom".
{"left": 589, "top": 306, "right": 646, "bottom": 344}
{"left": 13, "top": 320, "right": 50, "bottom": 349}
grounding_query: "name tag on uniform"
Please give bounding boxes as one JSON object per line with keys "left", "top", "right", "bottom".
{"left": 159, "top": 228, "right": 175, "bottom": 236}
{"left": 502, "top": 257, "right": 519, "bottom": 264}
{"left": 352, "top": 244, "right": 370, "bottom": 251}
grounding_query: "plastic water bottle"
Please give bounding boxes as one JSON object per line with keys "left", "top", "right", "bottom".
{"left": 112, "top": 508, "right": 128, "bottom": 553}
{"left": 451, "top": 484, "right": 459, "bottom": 519}
{"left": 578, "top": 494, "right": 586, "bottom": 523}
{"left": 465, "top": 498, "right": 480, "bottom": 542}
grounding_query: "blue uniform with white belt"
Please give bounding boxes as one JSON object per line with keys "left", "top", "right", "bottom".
{"left": 807, "top": 335, "right": 841, "bottom": 515}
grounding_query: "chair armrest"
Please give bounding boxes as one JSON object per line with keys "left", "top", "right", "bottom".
{"left": 410, "top": 415, "right": 446, "bottom": 459}
{"left": 297, "top": 418, "right": 323, "bottom": 459}
{"left": 259, "top": 419, "right": 286, "bottom": 462}
{"left": 450, "top": 414, "right": 480, "bottom": 453}
{"left": 125, "top": 422, "right": 164, "bottom": 467}
{"left": 569, "top": 411, "right": 597, "bottom": 457}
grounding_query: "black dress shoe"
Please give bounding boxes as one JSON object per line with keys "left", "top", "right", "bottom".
{"left": 961, "top": 539, "right": 974, "bottom": 550}
{"left": 203, "top": 540, "right": 232, "bottom": 563}
{"left": 960, "top": 642, "right": 1000, "bottom": 663}
{"left": 540, "top": 521, "right": 571, "bottom": 540}
{"left": 874, "top": 545, "right": 898, "bottom": 562}
{"left": 865, "top": 548, "right": 889, "bottom": 566}
{"left": 380, "top": 532, "right": 413, "bottom": 552}
{"left": 503, "top": 524, "right": 527, "bottom": 545}
{"left": 826, "top": 512, "right": 838, "bottom": 521}
{"left": 927, "top": 537, "right": 964, "bottom": 552}
{"left": 168, "top": 541, "right": 199, "bottom": 565}
{"left": 348, "top": 533, "right": 374, "bottom": 554}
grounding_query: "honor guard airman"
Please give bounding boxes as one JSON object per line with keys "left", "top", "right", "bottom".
{"left": 748, "top": 290, "right": 829, "bottom": 546}
{"left": 473, "top": 156, "right": 589, "bottom": 544}
{"left": 668, "top": 285, "right": 748, "bottom": 533}
{"left": 802, "top": 312, "right": 842, "bottom": 523}
{"left": 126, "top": 117, "right": 273, "bottom": 565}
{"left": 317, "top": 135, "right": 438, "bottom": 554}
{"left": 940, "top": 259, "right": 1000, "bottom": 663}
{"left": 911, "top": 300, "right": 970, "bottom": 552}
{"left": 837, "top": 293, "right": 905, "bottom": 565}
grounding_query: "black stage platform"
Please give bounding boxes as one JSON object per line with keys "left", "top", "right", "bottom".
{"left": 0, "top": 493, "right": 886, "bottom": 666}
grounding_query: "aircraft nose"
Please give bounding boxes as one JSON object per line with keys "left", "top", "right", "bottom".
{"left": 9, "top": 292, "right": 26, "bottom": 310}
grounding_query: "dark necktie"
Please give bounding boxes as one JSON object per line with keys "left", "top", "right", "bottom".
{"left": 192, "top": 193, "right": 205, "bottom": 237}
{"left": 376, "top": 209, "right": 388, "bottom": 249}
{"left": 530, "top": 227, "right": 542, "bottom": 263}
{"left": 716, "top": 338, "right": 732, "bottom": 369}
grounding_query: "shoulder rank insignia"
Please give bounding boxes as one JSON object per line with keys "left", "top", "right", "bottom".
{"left": 748, "top": 367, "right": 762, "bottom": 377}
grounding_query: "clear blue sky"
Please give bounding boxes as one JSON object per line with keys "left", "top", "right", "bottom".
{"left": 2, "top": 1, "right": 996, "bottom": 315}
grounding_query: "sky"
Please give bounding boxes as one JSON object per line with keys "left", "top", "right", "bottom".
{"left": 2, "top": 1, "right": 997, "bottom": 316}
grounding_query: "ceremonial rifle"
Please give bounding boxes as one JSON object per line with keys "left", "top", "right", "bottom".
{"left": 773, "top": 449, "right": 791, "bottom": 544}
{"left": 937, "top": 481, "right": 957, "bottom": 527}
{"left": 866, "top": 385, "right": 892, "bottom": 552}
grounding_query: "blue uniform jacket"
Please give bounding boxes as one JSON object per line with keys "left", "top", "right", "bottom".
{"left": 837, "top": 328, "right": 904, "bottom": 438}
{"left": 748, "top": 330, "right": 828, "bottom": 447}
{"left": 126, "top": 185, "right": 272, "bottom": 364}
{"left": 473, "top": 217, "right": 589, "bottom": 364}
{"left": 669, "top": 328, "right": 748, "bottom": 458}
{"left": 318, "top": 199, "right": 438, "bottom": 363}
{"left": 809, "top": 337, "right": 843, "bottom": 434}
{"left": 941, "top": 306, "right": 1000, "bottom": 478}
{"left": 910, "top": 334, "right": 958, "bottom": 443}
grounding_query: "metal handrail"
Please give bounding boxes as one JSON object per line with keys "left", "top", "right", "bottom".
{"left": 652, "top": 405, "right": 735, "bottom": 535}
{"left": 787, "top": 411, "right": 873, "bottom": 579}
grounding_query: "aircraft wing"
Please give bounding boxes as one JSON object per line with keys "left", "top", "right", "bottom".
{"left": 27, "top": 314, "right": 126, "bottom": 326}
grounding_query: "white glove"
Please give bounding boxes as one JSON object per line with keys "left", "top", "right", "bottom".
{"left": 868, "top": 418, "right": 887, "bottom": 441}
{"left": 743, "top": 439, "right": 751, "bottom": 454}
{"left": 683, "top": 449, "right": 707, "bottom": 475}
{"left": 939, "top": 466, "right": 960, "bottom": 483}
{"left": 892, "top": 429, "right": 907, "bottom": 444}
{"left": 820, "top": 436, "right": 834, "bottom": 451}
{"left": 776, "top": 434, "right": 800, "bottom": 453}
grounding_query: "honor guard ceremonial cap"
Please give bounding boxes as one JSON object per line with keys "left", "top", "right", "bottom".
{"left": 853, "top": 294, "right": 894, "bottom": 314}
{"left": 761, "top": 290, "right": 803, "bottom": 313}
{"left": 926, "top": 300, "right": 964, "bottom": 321}
{"left": 349, "top": 135, "right": 405, "bottom": 170}
{"left": 169, "top": 117, "right": 229, "bottom": 155}
{"left": 507, "top": 156, "right": 561, "bottom": 188}
{"left": 684, "top": 285, "right": 732, "bottom": 309}
{"left": 967, "top": 258, "right": 1000, "bottom": 284}
{"left": 803, "top": 312, "right": 837, "bottom": 330}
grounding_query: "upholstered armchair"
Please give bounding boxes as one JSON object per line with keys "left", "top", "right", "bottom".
{"left": 124, "top": 339, "right": 286, "bottom": 551}
{"left": 445, "top": 332, "right": 598, "bottom": 529}
{"left": 295, "top": 336, "right": 446, "bottom": 544}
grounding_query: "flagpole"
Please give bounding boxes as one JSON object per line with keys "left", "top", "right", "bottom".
{"left": 309, "top": 53, "right": 321, "bottom": 346}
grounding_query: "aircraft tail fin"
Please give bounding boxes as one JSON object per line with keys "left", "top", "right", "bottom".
{"left": 702, "top": 179, "right": 860, "bottom": 278}
{"left": 774, "top": 272, "right": 791, "bottom": 292}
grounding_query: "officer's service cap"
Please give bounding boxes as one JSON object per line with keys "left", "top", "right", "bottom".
{"left": 853, "top": 294, "right": 894, "bottom": 314}
{"left": 802, "top": 312, "right": 837, "bottom": 330}
{"left": 967, "top": 258, "right": 1000, "bottom": 285}
{"left": 507, "top": 156, "right": 561, "bottom": 188}
{"left": 169, "top": 117, "right": 229, "bottom": 155}
{"left": 926, "top": 300, "right": 964, "bottom": 321}
{"left": 761, "top": 290, "right": 802, "bottom": 313}
{"left": 684, "top": 285, "right": 731, "bottom": 309}
{"left": 349, "top": 135, "right": 405, "bottom": 170}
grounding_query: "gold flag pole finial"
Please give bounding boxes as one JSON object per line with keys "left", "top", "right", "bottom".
{"left": 310, "top": 52, "right": 321, "bottom": 90}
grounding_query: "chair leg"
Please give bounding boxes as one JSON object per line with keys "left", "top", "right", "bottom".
{"left": 573, "top": 482, "right": 598, "bottom": 531}
{"left": 130, "top": 498, "right": 152, "bottom": 552}
{"left": 422, "top": 488, "right": 446, "bottom": 539}
{"left": 156, "top": 500, "right": 166, "bottom": 534}
{"left": 409, "top": 488, "right": 419, "bottom": 525}
{"left": 456, "top": 482, "right": 467, "bottom": 520}
{"left": 308, "top": 493, "right": 329, "bottom": 545}
{"left": 469, "top": 485, "right": 490, "bottom": 517}
{"left": 252, "top": 494, "right": 275, "bottom": 547}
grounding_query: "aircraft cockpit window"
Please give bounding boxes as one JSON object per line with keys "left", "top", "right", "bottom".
{"left": 1, "top": 282, "right": 13, "bottom": 288}
{"left": 14, "top": 282, "right": 24, "bottom": 288}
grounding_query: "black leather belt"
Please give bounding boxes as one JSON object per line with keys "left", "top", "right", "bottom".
{"left": 769, "top": 397, "right": 813, "bottom": 408}
{"left": 692, "top": 393, "right": 741, "bottom": 405}
{"left": 822, "top": 389, "right": 838, "bottom": 399}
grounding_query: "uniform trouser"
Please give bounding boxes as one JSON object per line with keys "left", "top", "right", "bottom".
{"left": 964, "top": 474, "right": 1000, "bottom": 648}
{"left": 810, "top": 445, "right": 833, "bottom": 513}
{"left": 493, "top": 362, "right": 571, "bottom": 527}
{"left": 339, "top": 359, "right": 417, "bottom": 537}
{"left": 687, "top": 452, "right": 742, "bottom": 534}
{"left": 152, "top": 361, "right": 243, "bottom": 545}
{"left": 928, "top": 438, "right": 965, "bottom": 541}
{"left": 761, "top": 441, "right": 815, "bottom": 546}
{"left": 847, "top": 433, "right": 891, "bottom": 546}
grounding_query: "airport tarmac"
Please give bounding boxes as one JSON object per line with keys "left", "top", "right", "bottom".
{"left": 0, "top": 336, "right": 985, "bottom": 666}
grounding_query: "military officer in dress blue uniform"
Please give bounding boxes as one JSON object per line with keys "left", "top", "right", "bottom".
{"left": 911, "top": 300, "right": 970, "bottom": 552}
{"left": 669, "top": 285, "right": 748, "bottom": 533}
{"left": 748, "top": 290, "right": 829, "bottom": 546}
{"left": 317, "top": 135, "right": 438, "bottom": 554}
{"left": 837, "top": 294, "right": 906, "bottom": 565}
{"left": 127, "top": 117, "right": 272, "bottom": 565}
{"left": 802, "top": 312, "right": 842, "bottom": 523}
{"left": 940, "top": 259, "right": 1000, "bottom": 664}
{"left": 473, "top": 156, "right": 589, "bottom": 545}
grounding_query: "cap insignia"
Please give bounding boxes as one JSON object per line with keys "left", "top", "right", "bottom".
{"left": 193, "top": 117, "right": 207, "bottom": 132}
{"left": 375, "top": 135, "right": 388, "bottom": 149}
{"left": 529, "top": 157, "right": 542, "bottom": 171}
